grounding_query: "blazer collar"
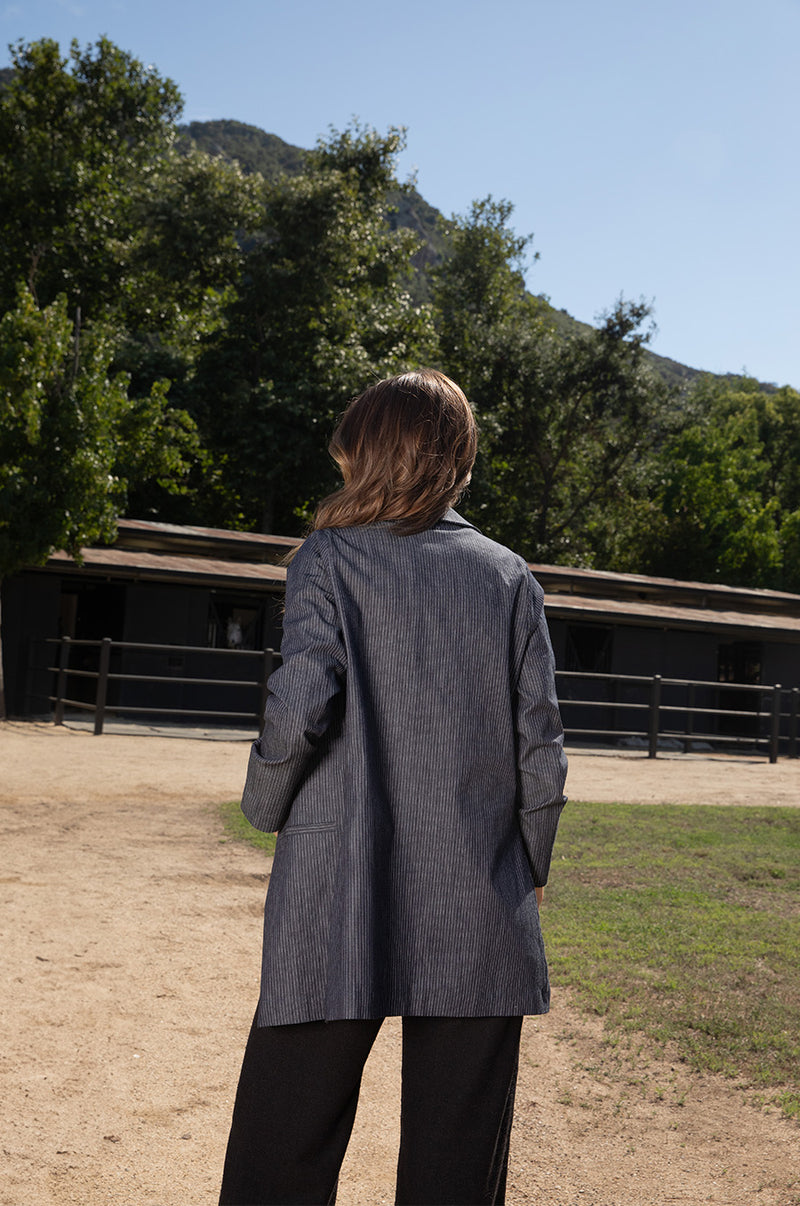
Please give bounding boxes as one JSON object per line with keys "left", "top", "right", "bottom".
{"left": 439, "top": 509, "right": 478, "bottom": 530}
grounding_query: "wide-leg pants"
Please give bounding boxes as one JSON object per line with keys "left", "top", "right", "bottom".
{"left": 218, "top": 1013, "right": 523, "bottom": 1206}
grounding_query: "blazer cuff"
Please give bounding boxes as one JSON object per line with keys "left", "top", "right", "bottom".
{"left": 240, "top": 739, "right": 313, "bottom": 833}
{"left": 519, "top": 796, "right": 567, "bottom": 886}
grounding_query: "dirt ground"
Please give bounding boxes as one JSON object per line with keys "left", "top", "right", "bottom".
{"left": 1, "top": 720, "right": 798, "bottom": 1206}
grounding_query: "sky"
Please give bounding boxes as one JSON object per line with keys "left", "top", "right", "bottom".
{"left": 3, "top": 0, "right": 799, "bottom": 388}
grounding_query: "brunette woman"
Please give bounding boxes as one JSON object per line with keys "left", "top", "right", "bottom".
{"left": 219, "top": 368, "right": 567, "bottom": 1206}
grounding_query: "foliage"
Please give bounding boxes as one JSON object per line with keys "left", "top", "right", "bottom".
{"left": 3, "top": 39, "right": 797, "bottom": 591}
{"left": 0, "top": 38, "right": 259, "bottom": 339}
{"left": 0, "top": 37, "right": 181, "bottom": 317}
{"left": 432, "top": 199, "right": 671, "bottom": 563}
{"left": 0, "top": 289, "right": 122, "bottom": 575}
{"left": 174, "top": 119, "right": 729, "bottom": 387}
{"left": 613, "top": 376, "right": 800, "bottom": 590}
{"left": 178, "top": 119, "right": 459, "bottom": 306}
{"left": 191, "top": 123, "right": 438, "bottom": 533}
{"left": 0, "top": 287, "right": 197, "bottom": 578}
{"left": 0, "top": 37, "right": 261, "bottom": 524}
{"left": 544, "top": 801, "right": 800, "bottom": 1119}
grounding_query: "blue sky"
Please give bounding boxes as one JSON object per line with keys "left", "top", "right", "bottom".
{"left": 3, "top": 0, "right": 799, "bottom": 387}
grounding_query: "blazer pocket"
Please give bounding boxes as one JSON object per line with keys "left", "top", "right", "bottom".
{"left": 280, "top": 821, "right": 339, "bottom": 835}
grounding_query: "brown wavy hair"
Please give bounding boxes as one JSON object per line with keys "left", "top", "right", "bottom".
{"left": 313, "top": 369, "right": 477, "bottom": 536}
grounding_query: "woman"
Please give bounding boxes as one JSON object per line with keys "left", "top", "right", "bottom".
{"left": 219, "top": 368, "right": 567, "bottom": 1206}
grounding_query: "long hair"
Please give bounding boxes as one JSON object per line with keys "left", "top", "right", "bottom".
{"left": 313, "top": 368, "right": 477, "bottom": 536}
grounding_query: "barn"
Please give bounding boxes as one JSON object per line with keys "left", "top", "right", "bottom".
{"left": 3, "top": 519, "right": 799, "bottom": 753}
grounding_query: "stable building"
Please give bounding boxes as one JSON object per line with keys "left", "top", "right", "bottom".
{"left": 3, "top": 519, "right": 800, "bottom": 747}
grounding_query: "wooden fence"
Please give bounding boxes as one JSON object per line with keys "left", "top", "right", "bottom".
{"left": 41, "top": 637, "right": 799, "bottom": 761}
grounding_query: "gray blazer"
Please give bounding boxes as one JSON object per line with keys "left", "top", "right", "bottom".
{"left": 242, "top": 510, "right": 567, "bottom": 1025}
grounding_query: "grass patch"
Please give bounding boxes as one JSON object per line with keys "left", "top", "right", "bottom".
{"left": 216, "top": 795, "right": 798, "bottom": 1118}
{"left": 219, "top": 799, "right": 277, "bottom": 855}
{"left": 543, "top": 802, "right": 800, "bottom": 1119}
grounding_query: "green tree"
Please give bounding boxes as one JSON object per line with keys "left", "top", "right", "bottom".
{"left": 0, "top": 288, "right": 199, "bottom": 716}
{"left": 431, "top": 199, "right": 669, "bottom": 563}
{"left": 617, "top": 415, "right": 781, "bottom": 586}
{"left": 0, "top": 36, "right": 260, "bottom": 523}
{"left": 192, "top": 124, "right": 438, "bottom": 533}
{"left": 0, "top": 36, "right": 259, "bottom": 335}
{"left": 433, "top": 197, "right": 536, "bottom": 392}
{"left": 0, "top": 37, "right": 181, "bottom": 316}
{"left": 618, "top": 376, "right": 800, "bottom": 590}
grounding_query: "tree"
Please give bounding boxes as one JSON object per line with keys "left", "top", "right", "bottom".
{"left": 431, "top": 199, "right": 669, "bottom": 563}
{"left": 0, "top": 37, "right": 181, "bottom": 317}
{"left": 0, "top": 288, "right": 199, "bottom": 716}
{"left": 0, "top": 37, "right": 260, "bottom": 524}
{"left": 616, "top": 376, "right": 800, "bottom": 590}
{"left": 191, "top": 124, "right": 438, "bottom": 533}
{"left": 433, "top": 197, "right": 536, "bottom": 392}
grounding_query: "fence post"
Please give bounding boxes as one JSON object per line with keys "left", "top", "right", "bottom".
{"left": 94, "top": 638, "right": 112, "bottom": 736}
{"left": 648, "top": 675, "right": 662, "bottom": 759}
{"left": 769, "top": 684, "right": 782, "bottom": 764}
{"left": 23, "top": 636, "right": 35, "bottom": 716}
{"left": 259, "top": 648, "right": 274, "bottom": 735}
{"left": 54, "top": 636, "right": 71, "bottom": 725}
{"left": 789, "top": 688, "right": 799, "bottom": 760}
{"left": 686, "top": 682, "right": 695, "bottom": 740}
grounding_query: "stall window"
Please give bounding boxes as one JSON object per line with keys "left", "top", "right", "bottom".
{"left": 718, "top": 641, "right": 762, "bottom": 684}
{"left": 207, "top": 596, "right": 264, "bottom": 650}
{"left": 565, "top": 624, "right": 613, "bottom": 674}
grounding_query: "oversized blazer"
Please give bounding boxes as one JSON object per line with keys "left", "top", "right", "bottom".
{"left": 241, "top": 510, "right": 568, "bottom": 1025}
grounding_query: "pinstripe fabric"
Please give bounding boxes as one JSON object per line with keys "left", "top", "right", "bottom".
{"left": 241, "top": 510, "right": 568, "bottom": 1025}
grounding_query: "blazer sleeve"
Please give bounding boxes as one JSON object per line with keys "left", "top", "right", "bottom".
{"left": 515, "top": 572, "right": 568, "bottom": 886}
{"left": 241, "top": 532, "right": 346, "bottom": 832}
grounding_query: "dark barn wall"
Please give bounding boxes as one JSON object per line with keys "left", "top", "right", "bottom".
{"left": 611, "top": 626, "right": 718, "bottom": 681}
{"left": 119, "top": 584, "right": 210, "bottom": 714}
{"left": 546, "top": 616, "right": 566, "bottom": 668}
{"left": 1, "top": 573, "right": 61, "bottom": 716}
{"left": 762, "top": 641, "right": 800, "bottom": 689}
{"left": 546, "top": 617, "right": 798, "bottom": 744}
{"left": 119, "top": 582, "right": 284, "bottom": 722}
{"left": 5, "top": 563, "right": 798, "bottom": 733}
{"left": 124, "top": 583, "right": 208, "bottom": 646}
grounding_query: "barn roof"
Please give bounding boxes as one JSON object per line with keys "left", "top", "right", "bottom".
{"left": 38, "top": 517, "right": 800, "bottom": 639}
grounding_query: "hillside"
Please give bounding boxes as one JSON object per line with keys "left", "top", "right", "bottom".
{"left": 0, "top": 76, "right": 751, "bottom": 392}
{"left": 178, "top": 118, "right": 715, "bottom": 389}
{"left": 177, "top": 118, "right": 449, "bottom": 296}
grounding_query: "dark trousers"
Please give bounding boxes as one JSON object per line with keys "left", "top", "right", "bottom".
{"left": 219, "top": 1013, "right": 523, "bottom": 1206}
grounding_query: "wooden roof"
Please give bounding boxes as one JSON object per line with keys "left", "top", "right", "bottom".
{"left": 37, "top": 518, "right": 800, "bottom": 639}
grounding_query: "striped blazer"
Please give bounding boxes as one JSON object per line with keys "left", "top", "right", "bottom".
{"left": 242, "top": 510, "right": 568, "bottom": 1025}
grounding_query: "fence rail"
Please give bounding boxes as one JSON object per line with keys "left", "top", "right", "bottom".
{"left": 555, "top": 670, "right": 798, "bottom": 762}
{"left": 41, "top": 637, "right": 799, "bottom": 760}
{"left": 46, "top": 636, "right": 278, "bottom": 735}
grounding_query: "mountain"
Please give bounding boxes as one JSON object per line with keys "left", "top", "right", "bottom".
{"left": 177, "top": 118, "right": 306, "bottom": 179}
{"left": 177, "top": 119, "right": 449, "bottom": 297}
{"left": 178, "top": 119, "right": 720, "bottom": 390}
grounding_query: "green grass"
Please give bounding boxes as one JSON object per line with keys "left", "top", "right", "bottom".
{"left": 219, "top": 798, "right": 277, "bottom": 855}
{"left": 218, "top": 796, "right": 799, "bottom": 1120}
{"left": 543, "top": 802, "right": 800, "bottom": 1119}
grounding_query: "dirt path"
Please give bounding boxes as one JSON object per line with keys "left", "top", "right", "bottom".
{"left": 1, "top": 722, "right": 798, "bottom": 1205}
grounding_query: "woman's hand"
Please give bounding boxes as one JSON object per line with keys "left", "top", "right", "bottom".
{"left": 535, "top": 885, "right": 544, "bottom": 907}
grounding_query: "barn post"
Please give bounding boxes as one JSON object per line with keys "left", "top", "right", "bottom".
{"left": 54, "top": 636, "right": 71, "bottom": 726}
{"left": 789, "top": 688, "right": 799, "bottom": 760}
{"left": 648, "top": 675, "right": 662, "bottom": 759}
{"left": 768, "top": 684, "right": 782, "bottom": 764}
{"left": 94, "top": 638, "right": 112, "bottom": 736}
